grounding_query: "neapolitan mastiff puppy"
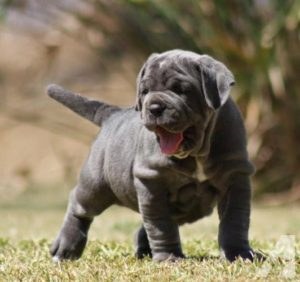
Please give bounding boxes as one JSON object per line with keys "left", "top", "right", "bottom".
{"left": 48, "top": 50, "right": 257, "bottom": 262}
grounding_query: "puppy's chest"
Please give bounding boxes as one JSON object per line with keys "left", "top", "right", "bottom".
{"left": 194, "top": 162, "right": 208, "bottom": 182}
{"left": 169, "top": 159, "right": 207, "bottom": 182}
{"left": 168, "top": 160, "right": 208, "bottom": 200}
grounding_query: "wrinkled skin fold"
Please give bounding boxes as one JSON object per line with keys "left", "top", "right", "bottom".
{"left": 48, "top": 49, "right": 259, "bottom": 263}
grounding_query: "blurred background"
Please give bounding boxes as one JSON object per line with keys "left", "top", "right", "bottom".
{"left": 0, "top": 0, "right": 299, "bottom": 239}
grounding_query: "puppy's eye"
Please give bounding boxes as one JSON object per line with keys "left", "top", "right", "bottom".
{"left": 182, "top": 84, "right": 193, "bottom": 94}
{"left": 170, "top": 83, "right": 182, "bottom": 93}
{"left": 170, "top": 82, "right": 192, "bottom": 94}
{"left": 141, "top": 88, "right": 149, "bottom": 95}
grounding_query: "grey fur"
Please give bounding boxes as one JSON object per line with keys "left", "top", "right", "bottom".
{"left": 49, "top": 49, "right": 257, "bottom": 262}
{"left": 47, "top": 84, "right": 120, "bottom": 126}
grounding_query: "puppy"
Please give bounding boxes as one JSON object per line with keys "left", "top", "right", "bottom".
{"left": 48, "top": 50, "right": 256, "bottom": 262}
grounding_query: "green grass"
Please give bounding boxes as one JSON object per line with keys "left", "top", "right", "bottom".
{"left": 0, "top": 190, "right": 299, "bottom": 281}
{"left": 0, "top": 236, "right": 299, "bottom": 281}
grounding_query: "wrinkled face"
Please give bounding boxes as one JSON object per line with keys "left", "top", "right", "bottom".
{"left": 136, "top": 50, "right": 234, "bottom": 158}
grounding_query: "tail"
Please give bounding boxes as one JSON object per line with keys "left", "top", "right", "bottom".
{"left": 47, "top": 84, "right": 121, "bottom": 127}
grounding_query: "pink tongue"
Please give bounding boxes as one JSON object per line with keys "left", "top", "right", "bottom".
{"left": 156, "top": 127, "right": 183, "bottom": 155}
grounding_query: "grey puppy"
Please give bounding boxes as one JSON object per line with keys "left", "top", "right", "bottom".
{"left": 48, "top": 50, "right": 256, "bottom": 262}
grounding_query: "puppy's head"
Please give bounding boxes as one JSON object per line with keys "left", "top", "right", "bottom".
{"left": 135, "top": 50, "right": 235, "bottom": 158}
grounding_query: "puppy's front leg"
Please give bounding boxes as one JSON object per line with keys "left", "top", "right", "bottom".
{"left": 218, "top": 173, "right": 254, "bottom": 261}
{"left": 135, "top": 178, "right": 184, "bottom": 262}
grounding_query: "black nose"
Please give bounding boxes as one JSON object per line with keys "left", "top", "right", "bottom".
{"left": 149, "top": 103, "right": 166, "bottom": 117}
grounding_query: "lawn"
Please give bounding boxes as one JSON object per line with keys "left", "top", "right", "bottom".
{"left": 0, "top": 187, "right": 299, "bottom": 281}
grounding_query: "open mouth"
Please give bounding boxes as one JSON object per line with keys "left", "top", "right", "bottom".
{"left": 155, "top": 126, "right": 185, "bottom": 155}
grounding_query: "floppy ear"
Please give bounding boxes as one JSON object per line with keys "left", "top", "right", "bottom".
{"left": 135, "top": 53, "right": 159, "bottom": 111}
{"left": 198, "top": 55, "right": 235, "bottom": 110}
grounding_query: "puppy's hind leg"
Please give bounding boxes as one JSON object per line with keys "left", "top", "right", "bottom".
{"left": 50, "top": 178, "right": 116, "bottom": 261}
{"left": 134, "top": 225, "right": 152, "bottom": 259}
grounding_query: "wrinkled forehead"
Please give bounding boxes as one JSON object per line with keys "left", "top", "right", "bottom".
{"left": 144, "top": 51, "right": 200, "bottom": 79}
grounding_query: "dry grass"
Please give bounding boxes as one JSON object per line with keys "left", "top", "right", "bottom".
{"left": 0, "top": 189, "right": 299, "bottom": 281}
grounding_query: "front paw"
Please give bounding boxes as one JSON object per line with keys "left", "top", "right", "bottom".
{"left": 222, "top": 247, "right": 263, "bottom": 262}
{"left": 135, "top": 246, "right": 152, "bottom": 259}
{"left": 50, "top": 230, "right": 87, "bottom": 262}
{"left": 153, "top": 251, "right": 185, "bottom": 262}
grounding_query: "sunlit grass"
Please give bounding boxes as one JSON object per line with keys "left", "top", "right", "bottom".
{"left": 0, "top": 188, "right": 299, "bottom": 281}
{"left": 0, "top": 238, "right": 299, "bottom": 281}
